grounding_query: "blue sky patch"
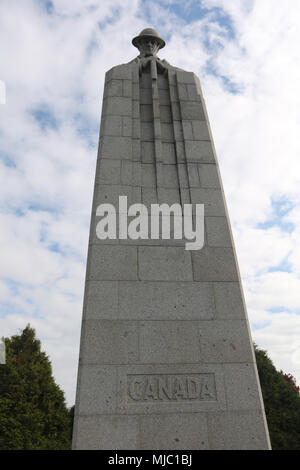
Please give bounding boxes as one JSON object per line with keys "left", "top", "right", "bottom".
{"left": 36, "top": 0, "right": 54, "bottom": 15}
{"left": 72, "top": 112, "right": 99, "bottom": 147}
{"left": 138, "top": 0, "right": 239, "bottom": 94}
{"left": 268, "top": 258, "right": 292, "bottom": 274}
{"left": 98, "top": 7, "right": 122, "bottom": 30}
{"left": 28, "top": 202, "right": 58, "bottom": 214}
{"left": 140, "top": 0, "right": 235, "bottom": 40}
{"left": 48, "top": 242, "right": 61, "bottom": 253}
{"left": 0, "top": 151, "right": 17, "bottom": 168}
{"left": 257, "top": 197, "right": 295, "bottom": 233}
{"left": 31, "top": 105, "right": 59, "bottom": 131}
{"left": 268, "top": 306, "right": 290, "bottom": 314}
{"left": 251, "top": 320, "right": 272, "bottom": 331}
{"left": 45, "top": 1, "right": 54, "bottom": 14}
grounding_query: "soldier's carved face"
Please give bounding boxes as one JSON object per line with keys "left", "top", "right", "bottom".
{"left": 137, "top": 38, "right": 160, "bottom": 57}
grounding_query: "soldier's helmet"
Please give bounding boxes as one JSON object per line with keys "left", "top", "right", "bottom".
{"left": 132, "top": 28, "right": 166, "bottom": 50}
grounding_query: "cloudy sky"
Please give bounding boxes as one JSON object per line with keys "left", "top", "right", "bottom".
{"left": 0, "top": 0, "right": 299, "bottom": 407}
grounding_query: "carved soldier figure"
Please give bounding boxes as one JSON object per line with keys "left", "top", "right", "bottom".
{"left": 130, "top": 27, "right": 171, "bottom": 75}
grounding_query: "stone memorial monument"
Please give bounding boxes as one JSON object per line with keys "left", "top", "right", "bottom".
{"left": 72, "top": 28, "right": 271, "bottom": 450}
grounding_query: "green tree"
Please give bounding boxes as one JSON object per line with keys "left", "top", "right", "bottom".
{"left": 255, "top": 344, "right": 300, "bottom": 450}
{"left": 0, "top": 325, "right": 71, "bottom": 450}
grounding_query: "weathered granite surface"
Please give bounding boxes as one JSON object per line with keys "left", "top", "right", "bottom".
{"left": 72, "top": 28, "right": 271, "bottom": 450}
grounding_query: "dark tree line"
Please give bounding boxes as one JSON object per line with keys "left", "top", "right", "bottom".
{"left": 254, "top": 344, "right": 300, "bottom": 450}
{"left": 0, "top": 325, "right": 72, "bottom": 449}
{"left": 0, "top": 326, "right": 299, "bottom": 449}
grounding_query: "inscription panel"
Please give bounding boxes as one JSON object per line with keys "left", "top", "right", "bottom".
{"left": 116, "top": 364, "right": 226, "bottom": 414}
{"left": 127, "top": 373, "right": 216, "bottom": 403}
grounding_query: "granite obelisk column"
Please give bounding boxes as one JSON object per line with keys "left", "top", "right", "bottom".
{"left": 72, "top": 28, "right": 271, "bottom": 450}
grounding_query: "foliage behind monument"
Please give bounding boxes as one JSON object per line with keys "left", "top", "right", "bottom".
{"left": 255, "top": 344, "right": 300, "bottom": 450}
{"left": 0, "top": 325, "right": 71, "bottom": 450}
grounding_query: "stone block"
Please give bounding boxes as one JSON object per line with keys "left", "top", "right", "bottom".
{"left": 83, "top": 281, "right": 118, "bottom": 320}
{"left": 198, "top": 320, "right": 254, "bottom": 363}
{"left": 108, "top": 64, "right": 132, "bottom": 80}
{"left": 185, "top": 140, "right": 215, "bottom": 162}
{"left": 213, "top": 282, "right": 246, "bottom": 319}
{"left": 141, "top": 141, "right": 155, "bottom": 163}
{"left": 197, "top": 188, "right": 225, "bottom": 215}
{"left": 139, "top": 413, "right": 209, "bottom": 450}
{"left": 142, "top": 163, "right": 156, "bottom": 187}
{"left": 207, "top": 411, "right": 270, "bottom": 450}
{"left": 172, "top": 121, "right": 183, "bottom": 141}
{"left": 122, "top": 116, "right": 132, "bottom": 137}
{"left": 161, "top": 122, "right": 175, "bottom": 141}
{"left": 141, "top": 121, "right": 154, "bottom": 140}
{"left": 142, "top": 187, "right": 157, "bottom": 206}
{"left": 169, "top": 85, "right": 178, "bottom": 102}
{"left": 123, "top": 79, "right": 132, "bottom": 97}
{"left": 158, "top": 88, "right": 171, "bottom": 105}
{"left": 138, "top": 246, "right": 193, "bottom": 281}
{"left": 187, "top": 163, "right": 200, "bottom": 187}
{"left": 192, "top": 121, "right": 210, "bottom": 140}
{"left": 103, "top": 96, "right": 132, "bottom": 116}
{"left": 100, "top": 136, "right": 132, "bottom": 160}
{"left": 74, "top": 415, "right": 139, "bottom": 450}
{"left": 132, "top": 162, "right": 142, "bottom": 186}
{"left": 179, "top": 189, "right": 191, "bottom": 206}
{"left": 93, "top": 184, "right": 134, "bottom": 208}
{"left": 176, "top": 70, "right": 197, "bottom": 84}
{"left": 132, "top": 186, "right": 142, "bottom": 204}
{"left": 198, "top": 164, "right": 220, "bottom": 188}
{"left": 177, "top": 83, "right": 188, "bottom": 101}
{"left": 190, "top": 188, "right": 225, "bottom": 216}
{"left": 162, "top": 164, "right": 179, "bottom": 188}
{"left": 132, "top": 83, "right": 139, "bottom": 100}
{"left": 77, "top": 365, "right": 117, "bottom": 414}
{"left": 118, "top": 281, "right": 215, "bottom": 320}
{"left": 160, "top": 105, "right": 172, "bottom": 122}
{"left": 187, "top": 84, "right": 201, "bottom": 101}
{"left": 170, "top": 102, "right": 181, "bottom": 121}
{"left": 140, "top": 71, "right": 152, "bottom": 88}
{"left": 140, "top": 87, "right": 152, "bottom": 104}
{"left": 158, "top": 188, "right": 181, "bottom": 205}
{"left": 132, "top": 100, "right": 139, "bottom": 118}
{"left": 139, "top": 321, "right": 201, "bottom": 363}
{"left": 182, "top": 120, "right": 193, "bottom": 140}
{"left": 97, "top": 159, "right": 121, "bottom": 185}
{"left": 174, "top": 141, "right": 185, "bottom": 163}
{"left": 140, "top": 104, "right": 153, "bottom": 121}
{"left": 157, "top": 73, "right": 169, "bottom": 89}
{"left": 205, "top": 216, "right": 232, "bottom": 247}
{"left": 101, "top": 115, "right": 122, "bottom": 137}
{"left": 104, "top": 79, "right": 123, "bottom": 97}
{"left": 192, "top": 247, "right": 239, "bottom": 281}
{"left": 132, "top": 118, "right": 140, "bottom": 139}
{"left": 120, "top": 160, "right": 133, "bottom": 186}
{"left": 223, "top": 363, "right": 264, "bottom": 411}
{"left": 132, "top": 139, "right": 141, "bottom": 161}
{"left": 180, "top": 101, "right": 205, "bottom": 121}
{"left": 162, "top": 142, "right": 176, "bottom": 164}
{"left": 177, "top": 164, "right": 189, "bottom": 188}
{"left": 80, "top": 320, "right": 139, "bottom": 364}
{"left": 88, "top": 245, "right": 137, "bottom": 280}
{"left": 168, "top": 70, "right": 177, "bottom": 86}
{"left": 153, "top": 118, "right": 162, "bottom": 138}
